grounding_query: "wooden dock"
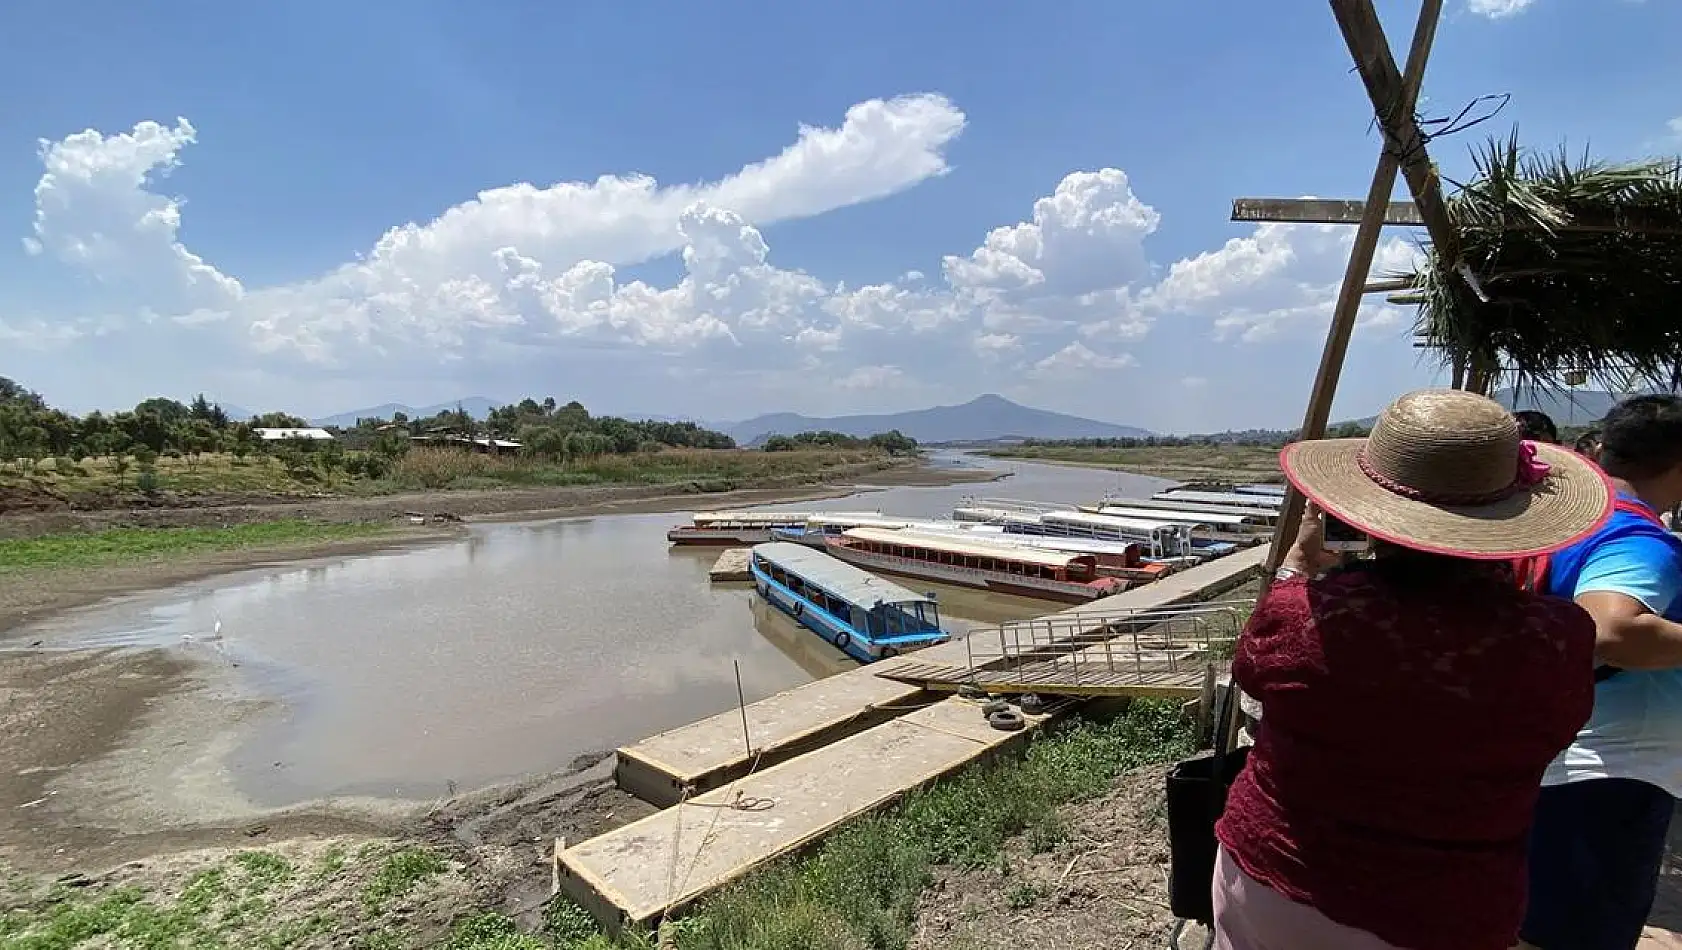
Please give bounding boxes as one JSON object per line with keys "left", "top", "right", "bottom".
{"left": 562, "top": 697, "right": 1065, "bottom": 930}
{"left": 708, "top": 548, "right": 753, "bottom": 583}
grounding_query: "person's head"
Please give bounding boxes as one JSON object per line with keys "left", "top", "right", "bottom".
{"left": 1280, "top": 389, "right": 1612, "bottom": 565}
{"left": 1573, "top": 428, "right": 1601, "bottom": 460}
{"left": 1597, "top": 395, "right": 1682, "bottom": 507}
{"left": 1512, "top": 410, "right": 1560, "bottom": 444}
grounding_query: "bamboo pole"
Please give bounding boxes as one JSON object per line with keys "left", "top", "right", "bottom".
{"left": 1266, "top": 0, "right": 1445, "bottom": 570}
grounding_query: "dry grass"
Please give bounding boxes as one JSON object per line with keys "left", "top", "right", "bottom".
{"left": 385, "top": 447, "right": 891, "bottom": 492}
{"left": 983, "top": 444, "right": 1282, "bottom": 484}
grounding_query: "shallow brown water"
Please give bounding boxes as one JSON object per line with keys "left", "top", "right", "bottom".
{"left": 18, "top": 454, "right": 1166, "bottom": 807}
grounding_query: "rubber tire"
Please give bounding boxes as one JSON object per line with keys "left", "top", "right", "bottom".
{"left": 981, "top": 699, "right": 1011, "bottom": 716}
{"left": 835, "top": 632, "right": 851, "bottom": 650}
{"left": 1018, "top": 693, "right": 1047, "bottom": 715}
{"left": 987, "top": 708, "right": 1026, "bottom": 731}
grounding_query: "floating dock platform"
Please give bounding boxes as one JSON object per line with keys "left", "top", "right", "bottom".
{"left": 707, "top": 548, "right": 753, "bottom": 583}
{"left": 562, "top": 697, "right": 1063, "bottom": 930}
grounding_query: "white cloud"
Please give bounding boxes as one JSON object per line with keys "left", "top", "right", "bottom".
{"left": 1468, "top": 0, "right": 1538, "bottom": 17}
{"left": 1669, "top": 117, "right": 1682, "bottom": 141}
{"left": 27, "top": 118, "right": 242, "bottom": 315}
{"left": 1148, "top": 221, "right": 1421, "bottom": 342}
{"left": 1030, "top": 342, "right": 1136, "bottom": 377}
{"left": 1181, "top": 375, "right": 1208, "bottom": 389}
{"left": 21, "top": 100, "right": 1424, "bottom": 418}
{"left": 835, "top": 365, "right": 909, "bottom": 390}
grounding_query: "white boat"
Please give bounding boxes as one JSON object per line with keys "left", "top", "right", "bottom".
{"left": 668, "top": 509, "right": 880, "bottom": 545}
{"left": 825, "top": 528, "right": 1128, "bottom": 603}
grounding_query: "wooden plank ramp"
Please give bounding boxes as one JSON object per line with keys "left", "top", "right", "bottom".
{"left": 562, "top": 697, "right": 1064, "bottom": 930}
{"left": 614, "top": 672, "right": 930, "bottom": 807}
{"left": 613, "top": 546, "right": 1268, "bottom": 806}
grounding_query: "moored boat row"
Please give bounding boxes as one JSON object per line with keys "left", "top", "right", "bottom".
{"left": 678, "top": 479, "right": 1281, "bottom": 665}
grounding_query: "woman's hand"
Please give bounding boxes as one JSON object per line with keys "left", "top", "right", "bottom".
{"left": 1283, "top": 502, "right": 1344, "bottom": 577}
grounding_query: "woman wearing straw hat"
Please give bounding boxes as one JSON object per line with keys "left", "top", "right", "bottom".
{"left": 1212, "top": 389, "right": 1613, "bottom": 950}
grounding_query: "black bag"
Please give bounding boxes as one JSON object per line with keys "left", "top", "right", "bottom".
{"left": 1166, "top": 685, "right": 1251, "bottom": 924}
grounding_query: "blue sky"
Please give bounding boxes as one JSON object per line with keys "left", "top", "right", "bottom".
{"left": 1, "top": 0, "right": 1677, "bottom": 432}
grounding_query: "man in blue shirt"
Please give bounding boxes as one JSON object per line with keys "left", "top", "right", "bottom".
{"left": 1523, "top": 395, "right": 1682, "bottom": 949}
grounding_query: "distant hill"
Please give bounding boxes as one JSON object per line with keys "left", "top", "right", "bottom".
{"left": 314, "top": 396, "right": 500, "bottom": 428}
{"left": 727, "top": 394, "right": 1151, "bottom": 446}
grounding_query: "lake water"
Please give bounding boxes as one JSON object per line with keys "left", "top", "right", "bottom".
{"left": 20, "top": 454, "right": 1169, "bottom": 806}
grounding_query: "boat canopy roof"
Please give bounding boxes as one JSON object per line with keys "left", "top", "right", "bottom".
{"left": 1153, "top": 489, "right": 1285, "bottom": 509}
{"left": 752, "top": 541, "right": 933, "bottom": 606}
{"left": 693, "top": 510, "right": 839, "bottom": 524}
{"left": 1042, "top": 510, "right": 1183, "bottom": 533}
{"left": 1097, "top": 496, "right": 1279, "bottom": 519}
{"left": 843, "top": 527, "right": 1083, "bottom": 569}
{"left": 1091, "top": 505, "right": 1239, "bottom": 526}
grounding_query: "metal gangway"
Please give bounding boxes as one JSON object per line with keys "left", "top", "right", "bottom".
{"left": 874, "top": 601, "right": 1248, "bottom": 698}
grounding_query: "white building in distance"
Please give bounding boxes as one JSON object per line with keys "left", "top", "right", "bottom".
{"left": 253, "top": 427, "right": 336, "bottom": 442}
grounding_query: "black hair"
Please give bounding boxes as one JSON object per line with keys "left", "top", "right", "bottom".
{"left": 1599, "top": 395, "right": 1682, "bottom": 481}
{"left": 1512, "top": 410, "right": 1560, "bottom": 444}
{"left": 1573, "top": 428, "right": 1601, "bottom": 458}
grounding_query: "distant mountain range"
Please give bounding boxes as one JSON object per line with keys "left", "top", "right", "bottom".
{"left": 727, "top": 394, "right": 1152, "bottom": 445}
{"left": 312, "top": 397, "right": 501, "bottom": 428}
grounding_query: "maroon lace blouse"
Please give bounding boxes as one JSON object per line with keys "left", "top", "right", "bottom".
{"left": 1215, "top": 566, "right": 1595, "bottom": 950}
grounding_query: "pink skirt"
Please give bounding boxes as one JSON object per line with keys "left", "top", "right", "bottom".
{"left": 1213, "top": 846, "right": 1405, "bottom": 950}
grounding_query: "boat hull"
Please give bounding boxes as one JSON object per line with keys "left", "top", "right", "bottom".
{"left": 667, "top": 528, "right": 775, "bottom": 545}
{"left": 824, "top": 544, "right": 1124, "bottom": 604}
{"left": 751, "top": 563, "right": 891, "bottom": 663}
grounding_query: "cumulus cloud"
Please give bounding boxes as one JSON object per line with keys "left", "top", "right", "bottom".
{"left": 1147, "top": 221, "right": 1420, "bottom": 342}
{"left": 1030, "top": 342, "right": 1136, "bottom": 377}
{"left": 835, "top": 365, "right": 910, "bottom": 390}
{"left": 1468, "top": 0, "right": 1538, "bottom": 17}
{"left": 20, "top": 99, "right": 1417, "bottom": 412}
{"left": 1669, "top": 116, "right": 1682, "bottom": 141}
{"left": 27, "top": 118, "right": 242, "bottom": 315}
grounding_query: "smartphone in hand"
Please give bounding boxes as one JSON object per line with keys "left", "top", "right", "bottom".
{"left": 1322, "top": 514, "right": 1371, "bottom": 553}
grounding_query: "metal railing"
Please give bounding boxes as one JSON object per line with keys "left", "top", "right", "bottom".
{"left": 959, "top": 600, "right": 1249, "bottom": 688}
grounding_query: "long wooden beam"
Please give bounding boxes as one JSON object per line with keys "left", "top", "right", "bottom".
{"left": 1329, "top": 0, "right": 1462, "bottom": 267}
{"left": 1266, "top": 0, "right": 1445, "bottom": 571}
{"left": 1232, "top": 198, "right": 1424, "bottom": 227}
{"left": 1233, "top": 196, "right": 1682, "bottom": 235}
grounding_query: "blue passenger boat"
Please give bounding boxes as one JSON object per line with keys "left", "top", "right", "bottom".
{"left": 749, "top": 541, "right": 950, "bottom": 664}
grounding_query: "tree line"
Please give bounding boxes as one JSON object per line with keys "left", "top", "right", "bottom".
{"left": 0, "top": 378, "right": 915, "bottom": 475}
{"left": 760, "top": 430, "right": 919, "bottom": 455}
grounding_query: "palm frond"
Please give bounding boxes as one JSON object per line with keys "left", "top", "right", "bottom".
{"left": 1408, "top": 131, "right": 1682, "bottom": 394}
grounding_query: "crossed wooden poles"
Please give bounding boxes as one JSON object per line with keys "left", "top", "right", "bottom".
{"left": 1253, "top": 0, "right": 1451, "bottom": 567}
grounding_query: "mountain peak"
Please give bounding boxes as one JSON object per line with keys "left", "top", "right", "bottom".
{"left": 727, "top": 395, "right": 1149, "bottom": 445}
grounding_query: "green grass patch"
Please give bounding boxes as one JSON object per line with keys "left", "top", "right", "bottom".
{"left": 0, "top": 520, "right": 391, "bottom": 573}
{"left": 361, "top": 846, "right": 448, "bottom": 912}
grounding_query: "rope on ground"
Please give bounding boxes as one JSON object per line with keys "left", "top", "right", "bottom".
{"left": 656, "top": 748, "right": 773, "bottom": 936}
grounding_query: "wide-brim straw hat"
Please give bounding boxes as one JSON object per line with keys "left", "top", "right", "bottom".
{"left": 1280, "top": 389, "right": 1614, "bottom": 559}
